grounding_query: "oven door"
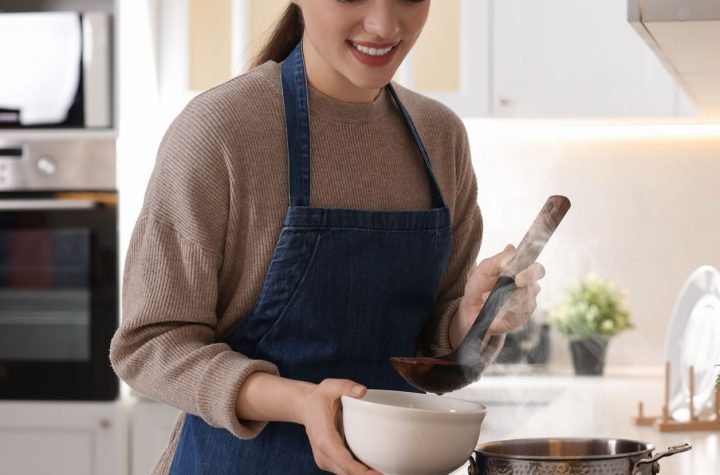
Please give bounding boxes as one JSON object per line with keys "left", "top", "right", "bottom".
{"left": 0, "top": 192, "right": 118, "bottom": 400}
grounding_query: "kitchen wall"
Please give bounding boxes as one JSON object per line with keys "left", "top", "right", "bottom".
{"left": 465, "top": 120, "right": 720, "bottom": 366}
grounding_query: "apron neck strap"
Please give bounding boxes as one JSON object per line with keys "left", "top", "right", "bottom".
{"left": 281, "top": 41, "right": 446, "bottom": 209}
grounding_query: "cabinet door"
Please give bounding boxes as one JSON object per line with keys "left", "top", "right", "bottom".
{"left": 0, "top": 402, "right": 127, "bottom": 475}
{"left": 0, "top": 428, "right": 96, "bottom": 475}
{"left": 491, "top": 0, "right": 685, "bottom": 117}
{"left": 396, "top": 0, "right": 491, "bottom": 118}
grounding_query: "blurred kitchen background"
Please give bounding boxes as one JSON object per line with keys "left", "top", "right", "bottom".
{"left": 1, "top": 0, "right": 719, "bottom": 474}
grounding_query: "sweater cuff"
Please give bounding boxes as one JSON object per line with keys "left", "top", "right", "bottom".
{"left": 480, "top": 333, "right": 506, "bottom": 367}
{"left": 431, "top": 298, "right": 461, "bottom": 357}
{"left": 196, "top": 351, "right": 279, "bottom": 439}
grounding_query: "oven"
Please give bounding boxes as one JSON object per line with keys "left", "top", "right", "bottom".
{"left": 0, "top": 135, "right": 118, "bottom": 400}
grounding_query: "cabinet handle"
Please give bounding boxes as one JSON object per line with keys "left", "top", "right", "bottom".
{"left": 498, "top": 98, "right": 512, "bottom": 108}
{"left": 99, "top": 418, "right": 112, "bottom": 429}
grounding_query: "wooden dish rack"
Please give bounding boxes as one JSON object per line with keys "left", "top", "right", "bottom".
{"left": 634, "top": 362, "right": 720, "bottom": 432}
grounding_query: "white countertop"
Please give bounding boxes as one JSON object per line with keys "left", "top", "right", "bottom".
{"left": 445, "top": 371, "right": 719, "bottom": 474}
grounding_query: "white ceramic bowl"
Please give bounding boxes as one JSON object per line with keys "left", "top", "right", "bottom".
{"left": 341, "top": 389, "right": 486, "bottom": 475}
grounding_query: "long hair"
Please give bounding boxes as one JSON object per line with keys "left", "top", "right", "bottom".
{"left": 248, "top": 4, "right": 304, "bottom": 69}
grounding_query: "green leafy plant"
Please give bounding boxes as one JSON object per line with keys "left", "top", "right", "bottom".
{"left": 550, "top": 274, "right": 633, "bottom": 341}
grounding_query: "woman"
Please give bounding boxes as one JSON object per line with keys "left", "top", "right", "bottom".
{"left": 110, "top": 1, "right": 544, "bottom": 474}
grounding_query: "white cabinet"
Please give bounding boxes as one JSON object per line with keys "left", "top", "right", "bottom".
{"left": 489, "top": 0, "right": 691, "bottom": 118}
{"left": 130, "top": 398, "right": 181, "bottom": 475}
{"left": 152, "top": 0, "right": 697, "bottom": 118}
{"left": 406, "top": 0, "right": 697, "bottom": 118}
{"left": 0, "top": 401, "right": 128, "bottom": 475}
{"left": 399, "top": 0, "right": 491, "bottom": 118}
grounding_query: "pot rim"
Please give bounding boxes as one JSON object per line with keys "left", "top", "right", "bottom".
{"left": 474, "top": 437, "right": 655, "bottom": 462}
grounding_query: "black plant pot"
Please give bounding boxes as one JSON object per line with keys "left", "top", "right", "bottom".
{"left": 570, "top": 338, "right": 608, "bottom": 375}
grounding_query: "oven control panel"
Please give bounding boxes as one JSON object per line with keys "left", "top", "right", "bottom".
{"left": 0, "top": 138, "right": 115, "bottom": 191}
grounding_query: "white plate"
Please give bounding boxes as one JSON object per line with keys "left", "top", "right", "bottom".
{"left": 665, "top": 265, "right": 720, "bottom": 421}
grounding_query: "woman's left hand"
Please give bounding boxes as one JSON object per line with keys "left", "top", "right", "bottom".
{"left": 450, "top": 244, "right": 545, "bottom": 348}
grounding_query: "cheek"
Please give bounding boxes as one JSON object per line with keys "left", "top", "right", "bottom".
{"left": 404, "top": 21, "right": 425, "bottom": 50}
{"left": 402, "top": 8, "right": 430, "bottom": 44}
{"left": 304, "top": 5, "right": 353, "bottom": 42}
{"left": 305, "top": 13, "right": 355, "bottom": 62}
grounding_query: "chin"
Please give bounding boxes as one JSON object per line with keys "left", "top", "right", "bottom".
{"left": 353, "top": 78, "right": 394, "bottom": 90}
{"left": 346, "top": 70, "right": 399, "bottom": 91}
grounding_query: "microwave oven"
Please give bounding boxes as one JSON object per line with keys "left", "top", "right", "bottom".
{"left": 0, "top": 11, "right": 113, "bottom": 130}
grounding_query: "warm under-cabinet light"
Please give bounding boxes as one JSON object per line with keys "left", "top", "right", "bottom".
{"left": 463, "top": 118, "right": 720, "bottom": 142}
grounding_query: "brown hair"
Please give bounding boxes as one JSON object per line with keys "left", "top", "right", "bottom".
{"left": 248, "top": 4, "right": 304, "bottom": 69}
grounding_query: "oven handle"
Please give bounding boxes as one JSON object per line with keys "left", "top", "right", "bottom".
{"left": 0, "top": 199, "right": 97, "bottom": 210}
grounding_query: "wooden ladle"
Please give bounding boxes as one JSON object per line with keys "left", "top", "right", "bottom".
{"left": 391, "top": 195, "right": 571, "bottom": 394}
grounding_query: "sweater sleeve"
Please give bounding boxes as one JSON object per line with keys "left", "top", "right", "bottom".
{"left": 423, "top": 124, "right": 505, "bottom": 363}
{"left": 109, "top": 101, "right": 279, "bottom": 439}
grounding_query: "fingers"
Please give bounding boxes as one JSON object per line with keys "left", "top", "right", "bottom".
{"left": 471, "top": 248, "right": 545, "bottom": 336}
{"left": 314, "top": 422, "right": 377, "bottom": 474}
{"left": 307, "top": 379, "right": 377, "bottom": 475}
{"left": 324, "top": 379, "right": 366, "bottom": 399}
{"left": 488, "top": 282, "right": 540, "bottom": 334}
{"left": 514, "top": 262, "right": 545, "bottom": 287}
{"left": 475, "top": 244, "right": 516, "bottom": 277}
{"left": 475, "top": 245, "right": 546, "bottom": 286}
{"left": 508, "top": 281, "right": 540, "bottom": 314}
{"left": 498, "top": 244, "right": 517, "bottom": 271}
{"left": 465, "top": 245, "right": 517, "bottom": 306}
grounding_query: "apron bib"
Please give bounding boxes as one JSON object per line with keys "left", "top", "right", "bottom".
{"left": 169, "top": 41, "right": 452, "bottom": 475}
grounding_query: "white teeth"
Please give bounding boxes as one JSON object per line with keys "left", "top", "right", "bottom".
{"left": 352, "top": 43, "right": 394, "bottom": 56}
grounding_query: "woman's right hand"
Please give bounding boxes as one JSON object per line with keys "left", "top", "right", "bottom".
{"left": 298, "top": 379, "right": 381, "bottom": 475}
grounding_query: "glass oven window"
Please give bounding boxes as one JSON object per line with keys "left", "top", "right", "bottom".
{"left": 0, "top": 228, "right": 90, "bottom": 361}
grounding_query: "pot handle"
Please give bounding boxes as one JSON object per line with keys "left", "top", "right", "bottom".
{"left": 467, "top": 454, "right": 478, "bottom": 475}
{"left": 632, "top": 443, "right": 692, "bottom": 474}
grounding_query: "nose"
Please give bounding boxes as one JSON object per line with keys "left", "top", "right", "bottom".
{"left": 363, "top": 1, "right": 400, "bottom": 40}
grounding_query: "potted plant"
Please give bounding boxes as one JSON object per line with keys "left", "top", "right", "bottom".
{"left": 550, "top": 274, "right": 633, "bottom": 375}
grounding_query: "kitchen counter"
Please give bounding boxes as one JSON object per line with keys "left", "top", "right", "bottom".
{"left": 446, "top": 371, "right": 718, "bottom": 474}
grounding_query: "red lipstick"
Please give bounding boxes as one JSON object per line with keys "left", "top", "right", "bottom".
{"left": 346, "top": 40, "right": 399, "bottom": 67}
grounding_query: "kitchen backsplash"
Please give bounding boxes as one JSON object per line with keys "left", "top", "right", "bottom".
{"left": 464, "top": 119, "right": 720, "bottom": 367}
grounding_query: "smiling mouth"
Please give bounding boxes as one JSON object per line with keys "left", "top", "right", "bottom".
{"left": 348, "top": 41, "right": 398, "bottom": 57}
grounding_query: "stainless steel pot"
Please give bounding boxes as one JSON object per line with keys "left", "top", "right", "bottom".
{"left": 468, "top": 438, "right": 691, "bottom": 475}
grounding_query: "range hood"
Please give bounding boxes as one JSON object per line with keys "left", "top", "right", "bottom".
{"left": 629, "top": 0, "right": 720, "bottom": 117}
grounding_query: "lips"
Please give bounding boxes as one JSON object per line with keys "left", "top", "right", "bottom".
{"left": 351, "top": 40, "right": 399, "bottom": 49}
{"left": 353, "top": 43, "right": 394, "bottom": 56}
{"left": 347, "top": 40, "right": 400, "bottom": 67}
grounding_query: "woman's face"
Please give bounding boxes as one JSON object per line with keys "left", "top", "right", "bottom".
{"left": 293, "top": 0, "right": 430, "bottom": 102}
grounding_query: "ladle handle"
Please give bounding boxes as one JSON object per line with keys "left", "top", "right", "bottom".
{"left": 501, "top": 195, "right": 571, "bottom": 278}
{"left": 457, "top": 195, "right": 571, "bottom": 362}
{"left": 457, "top": 275, "right": 518, "bottom": 363}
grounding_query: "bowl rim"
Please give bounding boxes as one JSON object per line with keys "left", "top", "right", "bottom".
{"left": 341, "top": 389, "right": 487, "bottom": 417}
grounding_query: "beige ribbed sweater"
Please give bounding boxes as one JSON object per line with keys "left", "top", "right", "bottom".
{"left": 109, "top": 60, "right": 502, "bottom": 474}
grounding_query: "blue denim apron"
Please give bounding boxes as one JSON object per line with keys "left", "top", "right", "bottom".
{"left": 169, "top": 42, "right": 452, "bottom": 474}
